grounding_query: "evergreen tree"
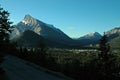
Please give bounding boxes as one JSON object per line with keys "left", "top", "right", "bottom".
{"left": 0, "top": 6, "right": 13, "bottom": 67}
{"left": 97, "top": 33, "right": 119, "bottom": 80}
{"left": 99, "top": 33, "right": 110, "bottom": 57}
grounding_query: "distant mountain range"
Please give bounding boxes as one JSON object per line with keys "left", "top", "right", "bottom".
{"left": 11, "top": 15, "right": 120, "bottom": 49}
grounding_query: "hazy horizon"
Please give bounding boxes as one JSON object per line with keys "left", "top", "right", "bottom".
{"left": 1, "top": 0, "right": 120, "bottom": 38}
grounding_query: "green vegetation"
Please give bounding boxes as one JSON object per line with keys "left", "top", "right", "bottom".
{"left": 110, "top": 36, "right": 120, "bottom": 49}
{"left": 96, "top": 33, "right": 119, "bottom": 80}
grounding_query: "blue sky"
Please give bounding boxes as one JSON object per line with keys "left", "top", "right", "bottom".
{"left": 1, "top": 0, "right": 120, "bottom": 38}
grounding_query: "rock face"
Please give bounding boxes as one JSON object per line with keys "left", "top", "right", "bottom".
{"left": 105, "top": 27, "right": 120, "bottom": 40}
{"left": 105, "top": 27, "right": 120, "bottom": 35}
{"left": 11, "top": 15, "right": 73, "bottom": 48}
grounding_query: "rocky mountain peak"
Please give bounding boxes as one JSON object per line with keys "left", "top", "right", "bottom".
{"left": 22, "top": 14, "right": 37, "bottom": 25}
{"left": 24, "top": 14, "right": 34, "bottom": 20}
{"left": 105, "top": 27, "right": 120, "bottom": 35}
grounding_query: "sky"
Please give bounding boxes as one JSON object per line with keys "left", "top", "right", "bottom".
{"left": 1, "top": 0, "right": 120, "bottom": 38}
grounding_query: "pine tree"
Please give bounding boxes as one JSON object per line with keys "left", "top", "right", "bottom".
{"left": 0, "top": 6, "right": 13, "bottom": 65}
{"left": 97, "top": 33, "right": 119, "bottom": 80}
{"left": 98, "top": 33, "right": 110, "bottom": 61}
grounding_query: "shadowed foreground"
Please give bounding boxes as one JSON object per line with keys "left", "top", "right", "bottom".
{"left": 1, "top": 55, "right": 69, "bottom": 80}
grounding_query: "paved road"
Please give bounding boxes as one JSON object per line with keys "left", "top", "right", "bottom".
{"left": 1, "top": 55, "right": 67, "bottom": 80}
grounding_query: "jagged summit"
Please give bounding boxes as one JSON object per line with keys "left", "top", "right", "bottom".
{"left": 24, "top": 14, "right": 34, "bottom": 20}
{"left": 22, "top": 14, "right": 37, "bottom": 25}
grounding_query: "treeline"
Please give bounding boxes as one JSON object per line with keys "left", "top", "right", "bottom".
{"left": 8, "top": 46, "right": 98, "bottom": 80}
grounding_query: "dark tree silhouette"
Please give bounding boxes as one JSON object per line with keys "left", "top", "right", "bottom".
{"left": 0, "top": 6, "right": 13, "bottom": 72}
{"left": 99, "top": 33, "right": 110, "bottom": 56}
{"left": 97, "top": 33, "right": 119, "bottom": 80}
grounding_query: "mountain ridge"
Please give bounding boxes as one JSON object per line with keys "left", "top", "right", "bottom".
{"left": 78, "top": 32, "right": 102, "bottom": 40}
{"left": 11, "top": 14, "right": 120, "bottom": 48}
{"left": 11, "top": 14, "right": 73, "bottom": 48}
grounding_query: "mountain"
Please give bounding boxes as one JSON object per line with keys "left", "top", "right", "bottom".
{"left": 75, "top": 32, "right": 102, "bottom": 46}
{"left": 79, "top": 32, "right": 102, "bottom": 40}
{"left": 105, "top": 27, "right": 120, "bottom": 40}
{"left": 104, "top": 27, "right": 120, "bottom": 49}
{"left": 11, "top": 15, "right": 73, "bottom": 48}
{"left": 11, "top": 15, "right": 120, "bottom": 48}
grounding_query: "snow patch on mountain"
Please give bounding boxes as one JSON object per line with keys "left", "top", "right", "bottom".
{"left": 22, "top": 20, "right": 28, "bottom": 25}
